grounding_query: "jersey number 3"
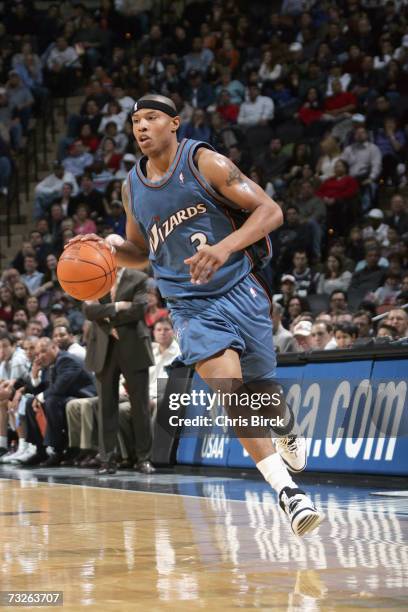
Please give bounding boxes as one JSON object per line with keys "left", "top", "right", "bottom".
{"left": 190, "top": 232, "right": 208, "bottom": 251}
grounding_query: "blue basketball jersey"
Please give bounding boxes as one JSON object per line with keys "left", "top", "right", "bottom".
{"left": 127, "top": 138, "right": 267, "bottom": 299}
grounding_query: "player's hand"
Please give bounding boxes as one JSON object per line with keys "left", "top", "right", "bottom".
{"left": 64, "top": 233, "right": 118, "bottom": 256}
{"left": 64, "top": 233, "right": 104, "bottom": 248}
{"left": 184, "top": 244, "right": 230, "bottom": 285}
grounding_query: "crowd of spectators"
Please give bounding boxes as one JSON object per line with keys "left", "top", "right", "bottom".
{"left": 0, "top": 0, "right": 408, "bottom": 466}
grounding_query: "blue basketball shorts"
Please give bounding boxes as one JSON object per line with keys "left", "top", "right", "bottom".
{"left": 168, "top": 274, "right": 277, "bottom": 382}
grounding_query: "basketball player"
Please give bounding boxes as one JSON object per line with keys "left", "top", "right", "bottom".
{"left": 70, "top": 95, "right": 324, "bottom": 536}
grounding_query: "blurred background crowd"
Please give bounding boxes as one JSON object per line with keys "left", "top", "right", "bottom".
{"left": 0, "top": 0, "right": 407, "bottom": 468}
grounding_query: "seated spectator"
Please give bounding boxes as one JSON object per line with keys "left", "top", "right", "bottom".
{"left": 311, "top": 321, "right": 337, "bottom": 350}
{"left": 286, "top": 295, "right": 310, "bottom": 329}
{"left": 62, "top": 140, "right": 94, "bottom": 178}
{"left": 256, "top": 137, "right": 289, "bottom": 189}
{"left": 34, "top": 161, "right": 78, "bottom": 220}
{"left": 216, "top": 89, "right": 239, "bottom": 124}
{"left": 385, "top": 309, "right": 408, "bottom": 339}
{"left": 363, "top": 208, "right": 389, "bottom": 246}
{"left": 183, "top": 36, "right": 214, "bottom": 76}
{"left": 315, "top": 135, "right": 342, "bottom": 181}
{"left": 258, "top": 50, "right": 282, "bottom": 84}
{"left": 26, "top": 320, "right": 43, "bottom": 338}
{"left": 376, "top": 322, "right": 399, "bottom": 340}
{"left": 21, "top": 255, "right": 44, "bottom": 294}
{"left": 145, "top": 287, "right": 169, "bottom": 330}
{"left": 328, "top": 290, "right": 349, "bottom": 316}
{"left": 6, "top": 70, "right": 34, "bottom": 133}
{"left": 24, "top": 337, "right": 96, "bottom": 466}
{"left": 115, "top": 153, "right": 138, "bottom": 180}
{"left": 0, "top": 332, "right": 30, "bottom": 456}
{"left": 0, "top": 285, "right": 15, "bottom": 324}
{"left": 273, "top": 274, "right": 296, "bottom": 310}
{"left": 100, "top": 121, "right": 127, "bottom": 154}
{"left": 25, "top": 296, "right": 48, "bottom": 330}
{"left": 316, "top": 254, "right": 352, "bottom": 295}
{"left": 347, "top": 226, "right": 365, "bottom": 263}
{"left": 375, "top": 116, "right": 406, "bottom": 186}
{"left": 96, "top": 137, "right": 122, "bottom": 172}
{"left": 284, "top": 143, "right": 313, "bottom": 185}
{"left": 52, "top": 324, "right": 86, "bottom": 362}
{"left": 45, "top": 36, "right": 80, "bottom": 95}
{"left": 354, "top": 238, "right": 389, "bottom": 271}
{"left": 272, "top": 303, "right": 297, "bottom": 354}
{"left": 0, "top": 88, "right": 24, "bottom": 152}
{"left": 77, "top": 122, "right": 101, "bottom": 154}
{"left": 74, "top": 204, "right": 98, "bottom": 236}
{"left": 12, "top": 282, "right": 30, "bottom": 309}
{"left": 341, "top": 126, "right": 382, "bottom": 211}
{"left": 324, "top": 78, "right": 356, "bottom": 119}
{"left": 214, "top": 68, "right": 245, "bottom": 105}
{"left": 387, "top": 193, "right": 408, "bottom": 236}
{"left": 316, "top": 160, "right": 359, "bottom": 235}
{"left": 334, "top": 323, "right": 358, "bottom": 348}
{"left": 71, "top": 174, "right": 105, "bottom": 218}
{"left": 149, "top": 318, "right": 181, "bottom": 416}
{"left": 104, "top": 200, "right": 126, "bottom": 237}
{"left": 274, "top": 206, "right": 314, "bottom": 272}
{"left": 237, "top": 84, "right": 274, "bottom": 128}
{"left": 290, "top": 250, "right": 315, "bottom": 296}
{"left": 178, "top": 109, "right": 211, "bottom": 141}
{"left": 372, "top": 272, "right": 401, "bottom": 305}
{"left": 98, "top": 100, "right": 127, "bottom": 134}
{"left": 217, "top": 38, "right": 240, "bottom": 73}
{"left": 293, "top": 320, "right": 313, "bottom": 352}
{"left": 350, "top": 247, "right": 387, "bottom": 295}
{"left": 184, "top": 70, "right": 215, "bottom": 110}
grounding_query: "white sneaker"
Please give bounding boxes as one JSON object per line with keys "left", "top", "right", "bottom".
{"left": 274, "top": 436, "right": 307, "bottom": 473}
{"left": 0, "top": 449, "right": 17, "bottom": 463}
{"left": 16, "top": 444, "right": 37, "bottom": 463}
{"left": 8, "top": 441, "right": 29, "bottom": 463}
{"left": 279, "top": 487, "right": 324, "bottom": 537}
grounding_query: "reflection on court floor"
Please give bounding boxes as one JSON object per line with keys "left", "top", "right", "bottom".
{"left": 0, "top": 468, "right": 407, "bottom": 611}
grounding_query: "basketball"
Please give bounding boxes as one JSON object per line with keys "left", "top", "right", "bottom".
{"left": 57, "top": 240, "right": 117, "bottom": 301}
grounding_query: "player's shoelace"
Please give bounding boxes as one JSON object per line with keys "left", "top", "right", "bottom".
{"left": 278, "top": 436, "right": 299, "bottom": 451}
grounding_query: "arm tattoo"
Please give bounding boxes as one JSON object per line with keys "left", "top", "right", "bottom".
{"left": 226, "top": 165, "right": 245, "bottom": 187}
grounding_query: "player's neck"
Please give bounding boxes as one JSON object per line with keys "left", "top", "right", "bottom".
{"left": 146, "top": 140, "right": 179, "bottom": 179}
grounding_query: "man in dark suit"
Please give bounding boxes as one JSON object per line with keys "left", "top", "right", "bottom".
{"left": 83, "top": 268, "right": 154, "bottom": 475}
{"left": 24, "top": 337, "right": 96, "bottom": 467}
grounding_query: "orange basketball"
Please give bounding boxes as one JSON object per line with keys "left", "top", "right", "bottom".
{"left": 57, "top": 240, "right": 117, "bottom": 301}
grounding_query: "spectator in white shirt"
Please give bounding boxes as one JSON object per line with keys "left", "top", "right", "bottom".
{"left": 34, "top": 161, "right": 78, "bottom": 220}
{"left": 341, "top": 126, "right": 382, "bottom": 182}
{"left": 311, "top": 322, "right": 337, "bottom": 350}
{"left": 149, "top": 318, "right": 180, "bottom": 417}
{"left": 362, "top": 208, "right": 390, "bottom": 246}
{"left": 52, "top": 324, "right": 86, "bottom": 363}
{"left": 46, "top": 37, "right": 80, "bottom": 72}
{"left": 237, "top": 85, "right": 274, "bottom": 128}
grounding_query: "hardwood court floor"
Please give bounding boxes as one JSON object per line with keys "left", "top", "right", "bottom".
{"left": 0, "top": 468, "right": 407, "bottom": 611}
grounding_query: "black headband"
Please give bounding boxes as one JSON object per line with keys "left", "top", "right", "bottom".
{"left": 132, "top": 99, "right": 177, "bottom": 117}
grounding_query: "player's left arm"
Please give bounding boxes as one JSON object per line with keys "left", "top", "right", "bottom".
{"left": 184, "top": 148, "right": 283, "bottom": 284}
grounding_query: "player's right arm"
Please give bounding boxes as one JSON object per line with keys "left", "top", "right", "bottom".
{"left": 64, "top": 182, "right": 149, "bottom": 269}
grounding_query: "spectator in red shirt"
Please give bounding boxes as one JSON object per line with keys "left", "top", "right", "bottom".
{"left": 316, "top": 159, "right": 359, "bottom": 235}
{"left": 298, "top": 87, "right": 324, "bottom": 126}
{"left": 216, "top": 89, "right": 240, "bottom": 124}
{"left": 324, "top": 79, "right": 357, "bottom": 119}
{"left": 99, "top": 137, "right": 122, "bottom": 172}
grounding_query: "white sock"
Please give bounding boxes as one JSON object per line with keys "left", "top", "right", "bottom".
{"left": 256, "top": 453, "right": 297, "bottom": 494}
{"left": 17, "top": 438, "right": 26, "bottom": 451}
{"left": 0, "top": 436, "right": 7, "bottom": 448}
